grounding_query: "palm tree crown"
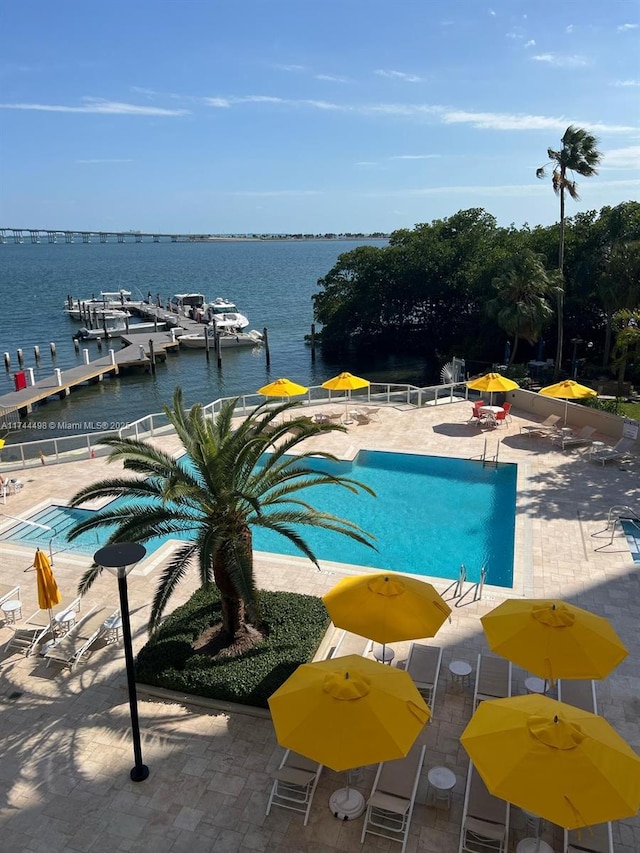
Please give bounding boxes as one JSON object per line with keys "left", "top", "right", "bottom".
{"left": 68, "top": 388, "right": 376, "bottom": 642}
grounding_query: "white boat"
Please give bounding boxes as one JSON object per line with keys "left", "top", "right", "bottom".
{"left": 64, "top": 289, "right": 143, "bottom": 319}
{"left": 204, "top": 297, "right": 249, "bottom": 331}
{"left": 178, "top": 329, "right": 263, "bottom": 349}
{"left": 169, "top": 293, "right": 250, "bottom": 331}
{"left": 75, "top": 311, "right": 166, "bottom": 340}
{"left": 75, "top": 310, "right": 131, "bottom": 340}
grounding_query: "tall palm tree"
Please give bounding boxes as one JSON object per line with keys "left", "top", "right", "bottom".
{"left": 537, "top": 125, "right": 602, "bottom": 378}
{"left": 68, "top": 389, "right": 376, "bottom": 647}
{"left": 487, "top": 251, "right": 559, "bottom": 365}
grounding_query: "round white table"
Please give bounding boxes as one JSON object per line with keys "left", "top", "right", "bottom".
{"left": 449, "top": 660, "right": 472, "bottom": 687}
{"left": 373, "top": 645, "right": 395, "bottom": 665}
{"left": 1, "top": 599, "right": 22, "bottom": 624}
{"left": 516, "top": 838, "right": 554, "bottom": 853}
{"left": 329, "top": 787, "right": 365, "bottom": 820}
{"left": 427, "top": 766, "right": 456, "bottom": 808}
{"left": 525, "top": 676, "right": 547, "bottom": 694}
{"left": 479, "top": 405, "right": 504, "bottom": 415}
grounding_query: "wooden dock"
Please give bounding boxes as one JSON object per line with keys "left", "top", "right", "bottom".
{"left": 0, "top": 344, "right": 152, "bottom": 417}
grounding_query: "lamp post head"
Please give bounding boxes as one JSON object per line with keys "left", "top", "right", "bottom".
{"left": 94, "top": 542, "right": 146, "bottom": 578}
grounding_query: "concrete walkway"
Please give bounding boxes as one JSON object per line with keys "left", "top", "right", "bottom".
{"left": 0, "top": 401, "right": 638, "bottom": 852}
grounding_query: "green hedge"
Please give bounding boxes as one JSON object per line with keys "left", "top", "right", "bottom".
{"left": 135, "top": 584, "right": 331, "bottom": 708}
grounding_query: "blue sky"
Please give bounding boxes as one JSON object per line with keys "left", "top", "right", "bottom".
{"left": 1, "top": 0, "right": 638, "bottom": 234}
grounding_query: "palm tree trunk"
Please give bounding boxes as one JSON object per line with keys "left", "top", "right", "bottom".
{"left": 554, "top": 184, "right": 566, "bottom": 380}
{"left": 213, "top": 556, "right": 247, "bottom": 639}
{"left": 509, "top": 336, "right": 518, "bottom": 366}
{"left": 603, "top": 311, "right": 613, "bottom": 368}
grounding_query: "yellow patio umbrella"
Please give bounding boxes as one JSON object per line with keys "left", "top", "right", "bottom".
{"left": 322, "top": 572, "right": 451, "bottom": 647}
{"left": 268, "top": 653, "right": 430, "bottom": 772}
{"left": 258, "top": 377, "right": 309, "bottom": 398}
{"left": 481, "top": 599, "right": 628, "bottom": 683}
{"left": 539, "top": 379, "right": 597, "bottom": 426}
{"left": 34, "top": 547, "right": 61, "bottom": 610}
{"left": 258, "top": 377, "right": 309, "bottom": 421}
{"left": 321, "top": 372, "right": 370, "bottom": 423}
{"left": 460, "top": 694, "right": 640, "bottom": 829}
{"left": 466, "top": 372, "right": 519, "bottom": 406}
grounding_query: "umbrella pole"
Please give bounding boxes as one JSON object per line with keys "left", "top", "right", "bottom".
{"left": 329, "top": 768, "right": 366, "bottom": 820}
{"left": 564, "top": 397, "right": 569, "bottom": 426}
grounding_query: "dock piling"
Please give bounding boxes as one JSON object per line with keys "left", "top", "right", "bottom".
{"left": 204, "top": 327, "right": 210, "bottom": 360}
{"left": 27, "top": 367, "right": 35, "bottom": 386}
{"left": 17, "top": 348, "right": 24, "bottom": 367}
{"left": 50, "top": 342, "right": 56, "bottom": 359}
{"left": 263, "top": 327, "right": 270, "bottom": 368}
{"left": 3, "top": 352, "right": 10, "bottom": 371}
{"left": 34, "top": 345, "right": 41, "bottom": 362}
{"left": 149, "top": 339, "right": 156, "bottom": 374}
{"left": 83, "top": 349, "right": 90, "bottom": 365}
{"left": 73, "top": 338, "right": 80, "bottom": 354}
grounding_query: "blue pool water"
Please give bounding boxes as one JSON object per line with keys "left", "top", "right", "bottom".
{"left": 1, "top": 451, "right": 517, "bottom": 587}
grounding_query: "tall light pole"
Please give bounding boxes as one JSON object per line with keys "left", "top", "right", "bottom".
{"left": 570, "top": 337, "right": 583, "bottom": 379}
{"left": 94, "top": 542, "right": 149, "bottom": 782}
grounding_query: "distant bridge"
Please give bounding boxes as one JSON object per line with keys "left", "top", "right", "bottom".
{"left": 0, "top": 228, "right": 223, "bottom": 244}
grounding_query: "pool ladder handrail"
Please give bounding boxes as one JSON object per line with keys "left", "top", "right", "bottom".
{"left": 446, "top": 564, "right": 488, "bottom": 605}
{"left": 472, "top": 438, "right": 500, "bottom": 466}
{"left": 592, "top": 505, "right": 640, "bottom": 551}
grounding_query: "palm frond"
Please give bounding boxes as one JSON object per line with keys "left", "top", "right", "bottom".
{"left": 77, "top": 563, "right": 104, "bottom": 597}
{"left": 148, "top": 541, "right": 198, "bottom": 633}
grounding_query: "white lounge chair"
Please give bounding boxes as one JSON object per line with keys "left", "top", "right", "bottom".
{"left": 589, "top": 436, "right": 636, "bottom": 466}
{"left": 520, "top": 414, "right": 561, "bottom": 437}
{"left": 459, "top": 762, "right": 510, "bottom": 853}
{"left": 564, "top": 822, "right": 613, "bottom": 853}
{"left": 557, "top": 679, "right": 597, "bottom": 714}
{"left": 44, "top": 606, "right": 115, "bottom": 670}
{"left": 361, "top": 741, "right": 426, "bottom": 853}
{"left": 473, "top": 654, "right": 512, "bottom": 710}
{"left": 265, "top": 749, "right": 323, "bottom": 826}
{"left": 4, "top": 596, "right": 81, "bottom": 656}
{"left": 405, "top": 642, "right": 442, "bottom": 718}
{"left": 327, "top": 628, "right": 372, "bottom": 659}
{"left": 550, "top": 425, "right": 597, "bottom": 451}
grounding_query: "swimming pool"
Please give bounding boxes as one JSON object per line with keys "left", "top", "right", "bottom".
{"left": 1, "top": 450, "right": 517, "bottom": 587}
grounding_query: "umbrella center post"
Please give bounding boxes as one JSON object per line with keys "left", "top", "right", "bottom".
{"left": 329, "top": 767, "right": 366, "bottom": 820}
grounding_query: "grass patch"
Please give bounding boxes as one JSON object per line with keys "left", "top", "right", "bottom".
{"left": 135, "top": 584, "right": 331, "bottom": 708}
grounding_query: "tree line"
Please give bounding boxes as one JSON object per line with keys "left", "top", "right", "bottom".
{"left": 313, "top": 128, "right": 639, "bottom": 385}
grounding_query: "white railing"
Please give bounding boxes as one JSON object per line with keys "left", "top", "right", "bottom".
{"left": 0, "top": 380, "right": 471, "bottom": 470}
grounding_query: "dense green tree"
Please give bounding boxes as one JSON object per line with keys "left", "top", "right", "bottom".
{"left": 536, "top": 126, "right": 602, "bottom": 377}
{"left": 67, "top": 390, "right": 375, "bottom": 648}
{"left": 486, "top": 252, "right": 559, "bottom": 365}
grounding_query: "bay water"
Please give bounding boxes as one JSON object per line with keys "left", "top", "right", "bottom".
{"left": 0, "top": 239, "right": 430, "bottom": 444}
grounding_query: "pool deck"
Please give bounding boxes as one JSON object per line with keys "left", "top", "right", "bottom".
{"left": 1, "top": 401, "right": 639, "bottom": 853}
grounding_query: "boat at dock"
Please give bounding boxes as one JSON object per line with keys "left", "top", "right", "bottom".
{"left": 75, "top": 311, "right": 166, "bottom": 340}
{"left": 64, "top": 290, "right": 145, "bottom": 319}
{"left": 169, "top": 293, "right": 250, "bottom": 331}
{"left": 178, "top": 329, "right": 263, "bottom": 349}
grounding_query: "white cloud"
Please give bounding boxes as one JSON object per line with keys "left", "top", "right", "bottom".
{"left": 130, "top": 86, "right": 157, "bottom": 96}
{"left": 375, "top": 69, "right": 423, "bottom": 83}
{"left": 231, "top": 189, "right": 323, "bottom": 197}
{"left": 617, "top": 23, "right": 639, "bottom": 31}
{"left": 274, "top": 64, "right": 306, "bottom": 72}
{"left": 439, "top": 109, "right": 633, "bottom": 133}
{"left": 602, "top": 146, "right": 640, "bottom": 169}
{"left": 203, "top": 97, "right": 231, "bottom": 108}
{"left": 355, "top": 161, "right": 378, "bottom": 167}
{"left": 366, "top": 178, "right": 640, "bottom": 198}
{"left": 613, "top": 79, "right": 640, "bottom": 87}
{"left": 565, "top": 24, "right": 574, "bottom": 34}
{"left": 524, "top": 40, "right": 536, "bottom": 48}
{"left": 315, "top": 74, "right": 348, "bottom": 83}
{"left": 532, "top": 53, "right": 588, "bottom": 67}
{"left": 0, "top": 99, "right": 188, "bottom": 115}
{"left": 489, "top": 8, "right": 496, "bottom": 16}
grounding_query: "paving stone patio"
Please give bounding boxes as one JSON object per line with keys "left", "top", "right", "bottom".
{"left": 1, "top": 400, "right": 639, "bottom": 852}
